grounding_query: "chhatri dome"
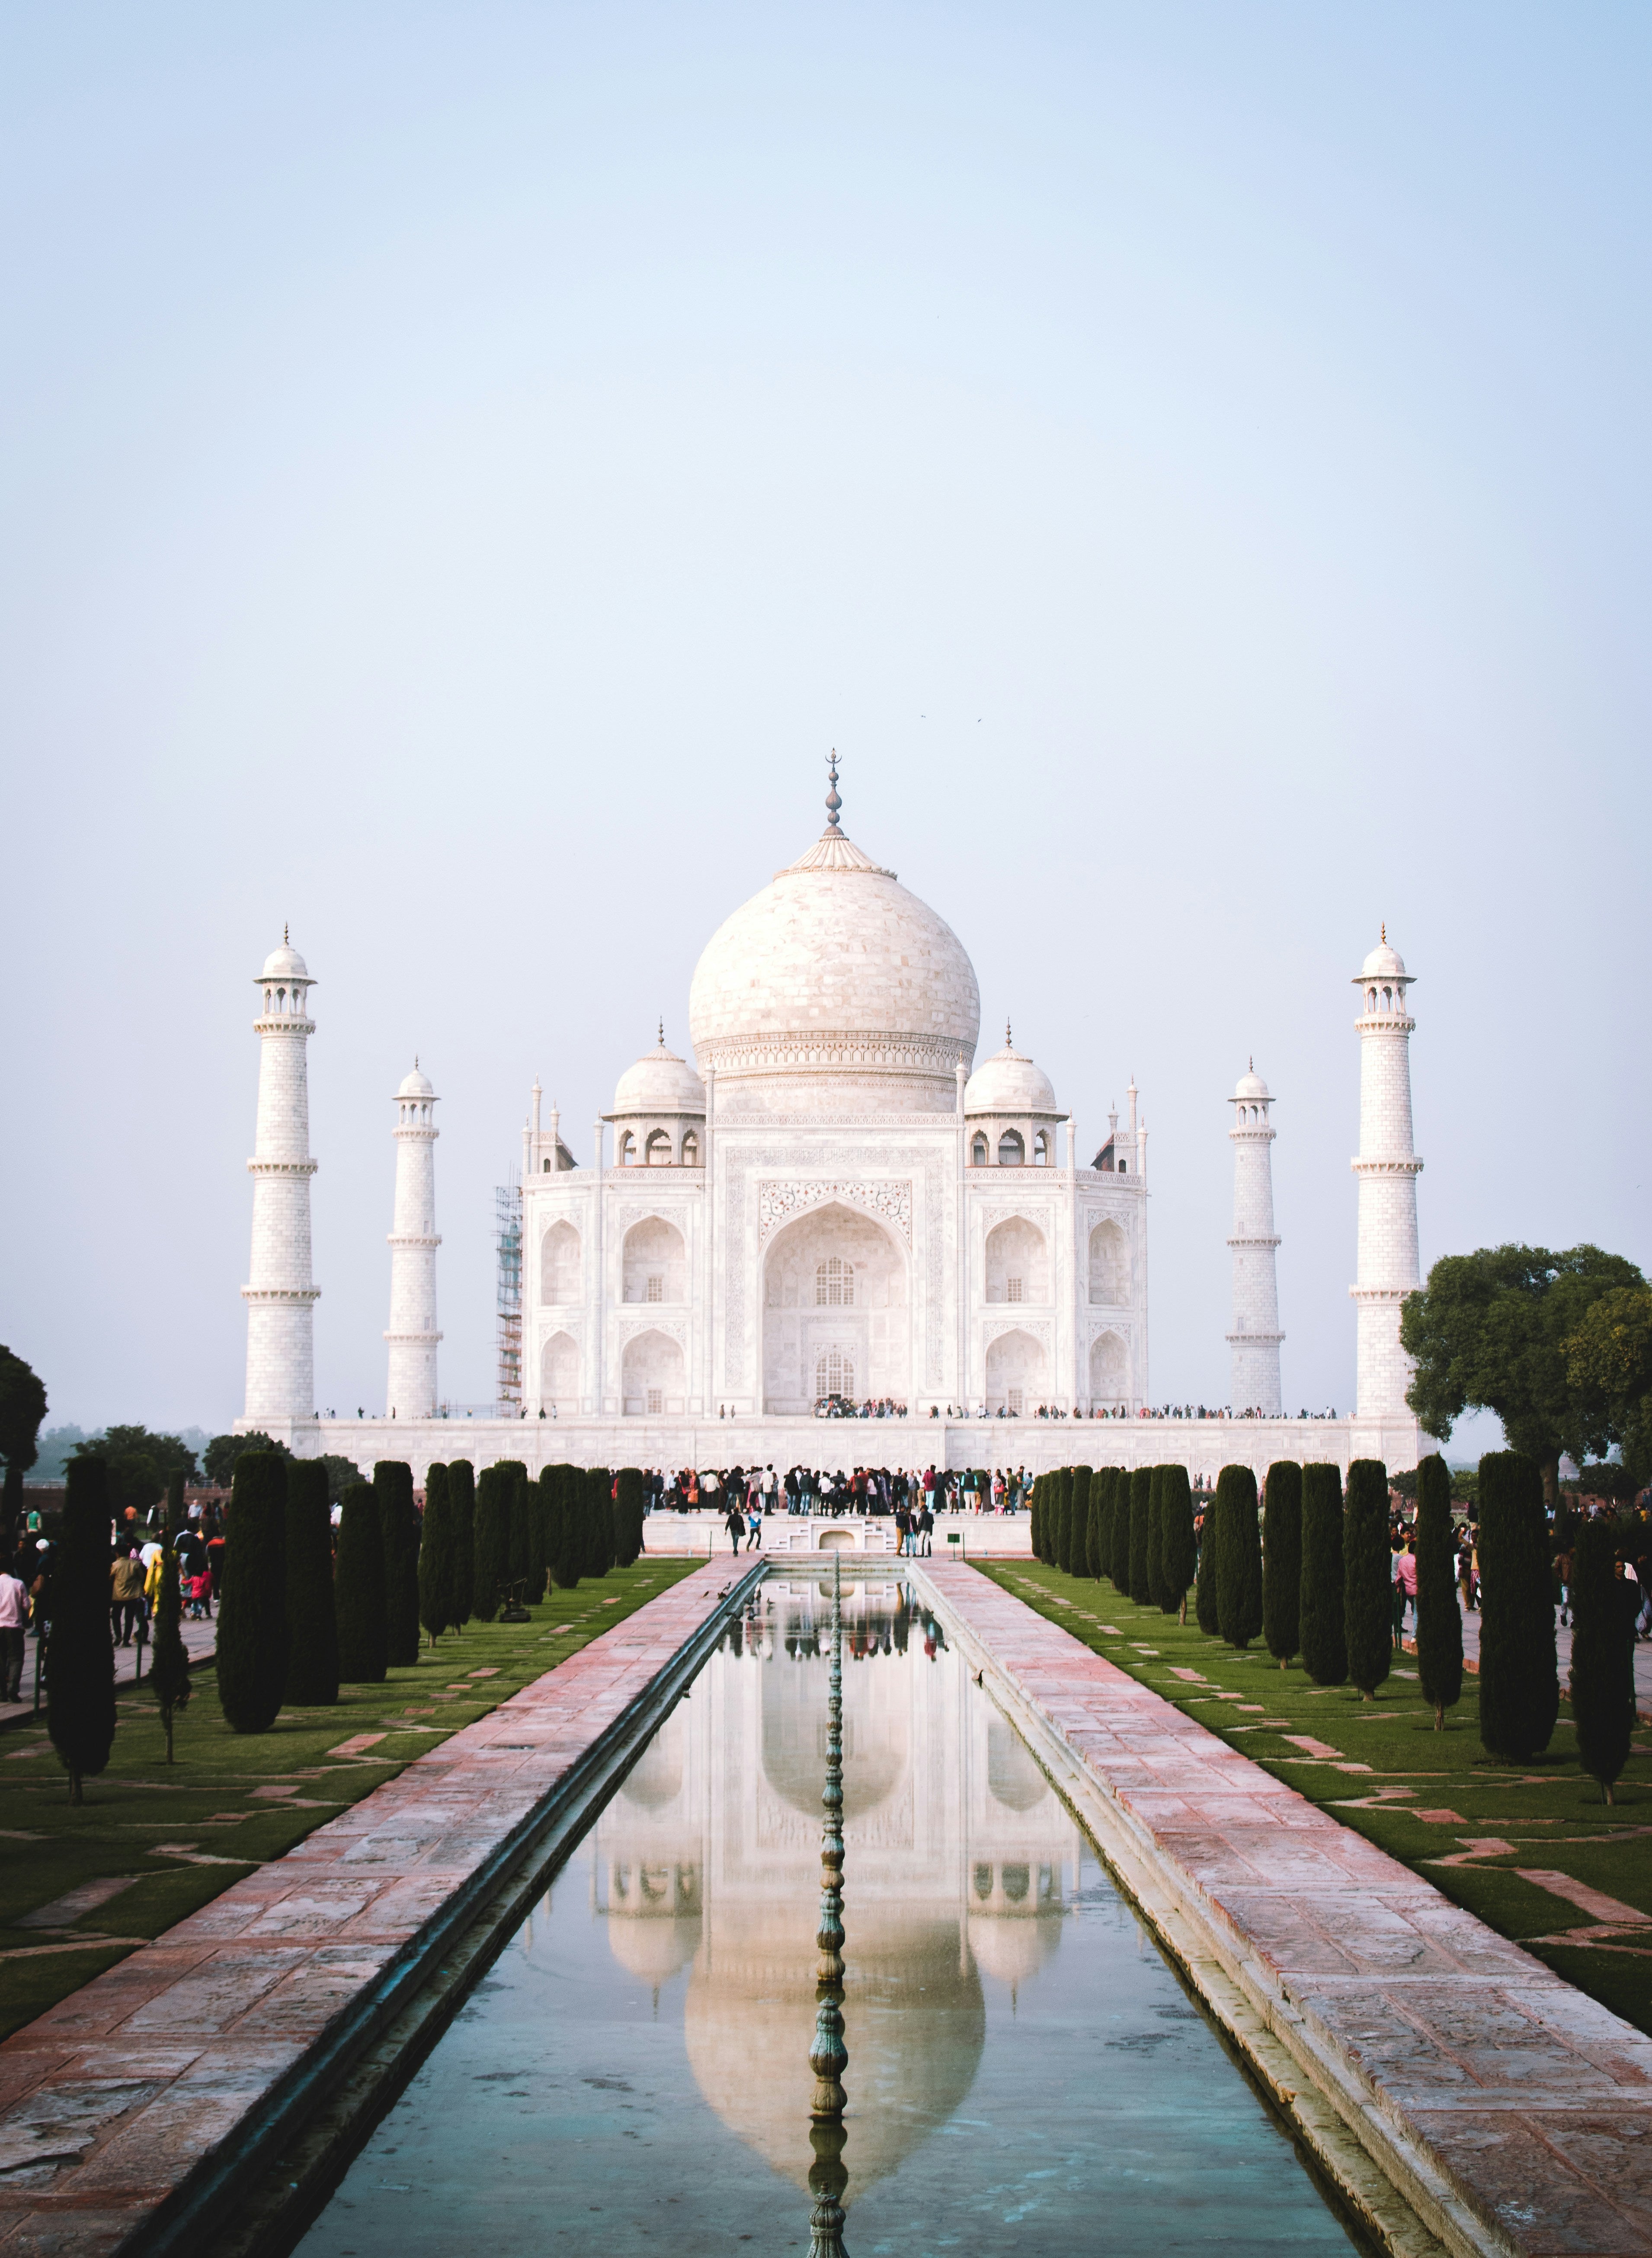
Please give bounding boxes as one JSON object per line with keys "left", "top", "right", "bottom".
{"left": 396, "top": 1060, "right": 435, "bottom": 1100}
{"left": 613, "top": 1026, "right": 706, "bottom": 1117}
{"left": 688, "top": 754, "right": 980, "bottom": 1116}
{"left": 1359, "top": 925, "right": 1410, "bottom": 984}
{"left": 965, "top": 1027, "right": 1058, "bottom": 1117}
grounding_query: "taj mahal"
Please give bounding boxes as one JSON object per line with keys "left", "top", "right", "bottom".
{"left": 237, "top": 764, "right": 1425, "bottom": 1481}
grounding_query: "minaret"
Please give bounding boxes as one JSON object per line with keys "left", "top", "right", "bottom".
{"left": 1226, "top": 1062, "right": 1283, "bottom": 1414}
{"left": 242, "top": 934, "right": 320, "bottom": 1430}
{"left": 385, "top": 1062, "right": 442, "bottom": 1418}
{"left": 1351, "top": 930, "right": 1422, "bottom": 1420}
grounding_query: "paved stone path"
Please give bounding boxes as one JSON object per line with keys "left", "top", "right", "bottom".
{"left": 925, "top": 1561, "right": 1652, "bottom": 2258}
{"left": 1, "top": 1615, "right": 219, "bottom": 1733}
{"left": 0, "top": 1561, "right": 740, "bottom": 2254}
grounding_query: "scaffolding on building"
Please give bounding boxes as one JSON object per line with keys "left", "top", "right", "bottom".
{"left": 495, "top": 1175, "right": 522, "bottom": 1412}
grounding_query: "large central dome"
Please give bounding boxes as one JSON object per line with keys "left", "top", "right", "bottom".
{"left": 688, "top": 787, "right": 980, "bottom": 1117}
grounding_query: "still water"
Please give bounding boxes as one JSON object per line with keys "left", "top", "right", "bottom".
{"left": 299, "top": 1579, "right": 1363, "bottom": 2255}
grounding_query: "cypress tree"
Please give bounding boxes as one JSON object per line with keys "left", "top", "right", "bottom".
{"left": 418, "top": 1464, "right": 459, "bottom": 1649}
{"left": 284, "top": 1458, "right": 339, "bottom": 1705}
{"left": 1215, "top": 1465, "right": 1262, "bottom": 1649}
{"left": 616, "top": 1468, "right": 646, "bottom": 1567}
{"left": 1110, "top": 1468, "right": 1132, "bottom": 1590}
{"left": 1089, "top": 1468, "right": 1111, "bottom": 1580}
{"left": 1414, "top": 1453, "right": 1463, "bottom": 1731}
{"left": 1145, "top": 1466, "right": 1168, "bottom": 1608}
{"left": 1299, "top": 1464, "right": 1347, "bottom": 1686}
{"left": 1069, "top": 1467, "right": 1093, "bottom": 1579}
{"left": 217, "top": 1450, "right": 288, "bottom": 1733}
{"left": 509, "top": 1462, "right": 534, "bottom": 1597}
{"left": 334, "top": 1482, "right": 388, "bottom": 1682}
{"left": 473, "top": 1464, "right": 513, "bottom": 1621}
{"left": 149, "top": 1522, "right": 191, "bottom": 1762}
{"left": 48, "top": 1457, "right": 118, "bottom": 1801}
{"left": 1570, "top": 1517, "right": 1634, "bottom": 1804}
{"left": 376, "top": 1462, "right": 421, "bottom": 1669}
{"left": 1127, "top": 1468, "right": 1152, "bottom": 1602}
{"left": 537, "top": 1466, "right": 563, "bottom": 1592}
{"left": 577, "top": 1466, "right": 610, "bottom": 1577}
{"left": 1477, "top": 1449, "right": 1558, "bottom": 1762}
{"left": 551, "top": 1465, "right": 581, "bottom": 1590}
{"left": 1034, "top": 1475, "right": 1049, "bottom": 1561}
{"left": 1344, "top": 1459, "right": 1392, "bottom": 1699}
{"left": 1262, "top": 1462, "right": 1303, "bottom": 1670}
{"left": 165, "top": 1468, "right": 186, "bottom": 1533}
{"left": 1051, "top": 1468, "right": 1072, "bottom": 1575}
{"left": 1194, "top": 1484, "right": 1221, "bottom": 1634}
{"left": 1159, "top": 1465, "right": 1196, "bottom": 1621}
{"left": 448, "top": 1458, "right": 475, "bottom": 1627}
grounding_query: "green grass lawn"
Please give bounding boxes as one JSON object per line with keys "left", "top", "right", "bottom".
{"left": 977, "top": 1559, "right": 1652, "bottom": 2041}
{"left": 0, "top": 1561, "right": 696, "bottom": 2041}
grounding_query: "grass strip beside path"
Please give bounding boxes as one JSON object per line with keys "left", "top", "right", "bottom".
{"left": 976, "top": 1560, "right": 1652, "bottom": 2042}
{"left": 0, "top": 1562, "right": 696, "bottom": 2041}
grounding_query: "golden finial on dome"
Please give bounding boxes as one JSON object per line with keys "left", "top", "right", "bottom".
{"left": 1005, "top": 1018, "right": 1012, "bottom": 1048}
{"left": 1381, "top": 921, "right": 1386, "bottom": 944}
{"left": 284, "top": 921, "right": 289, "bottom": 945}
{"left": 824, "top": 749, "right": 842, "bottom": 832}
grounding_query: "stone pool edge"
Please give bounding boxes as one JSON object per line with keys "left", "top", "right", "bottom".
{"left": 0, "top": 1559, "right": 765, "bottom": 2258}
{"left": 912, "top": 1560, "right": 1652, "bottom": 2258}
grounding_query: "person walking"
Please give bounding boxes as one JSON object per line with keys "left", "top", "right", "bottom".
{"left": 724, "top": 1500, "right": 744, "bottom": 1555}
{"left": 109, "top": 1547, "right": 146, "bottom": 1647}
{"left": 895, "top": 1501, "right": 912, "bottom": 1557}
{"left": 918, "top": 1499, "right": 934, "bottom": 1556}
{"left": 745, "top": 1500, "right": 762, "bottom": 1551}
{"left": 0, "top": 1554, "right": 27, "bottom": 1702}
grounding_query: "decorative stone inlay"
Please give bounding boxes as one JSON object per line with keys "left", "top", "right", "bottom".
{"left": 982, "top": 1316, "right": 1050, "bottom": 1351}
{"left": 757, "top": 1179, "right": 914, "bottom": 1246}
{"left": 979, "top": 1203, "right": 1057, "bottom": 1235}
{"left": 701, "top": 1030, "right": 971, "bottom": 1079}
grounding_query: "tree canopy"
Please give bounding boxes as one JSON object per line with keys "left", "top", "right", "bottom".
{"left": 1564, "top": 1284, "right": 1652, "bottom": 1485}
{"left": 0, "top": 1345, "right": 48, "bottom": 1510}
{"left": 70, "top": 1425, "right": 199, "bottom": 1520}
{"left": 203, "top": 1431, "right": 291, "bottom": 1487}
{"left": 1400, "top": 1245, "right": 1645, "bottom": 1500}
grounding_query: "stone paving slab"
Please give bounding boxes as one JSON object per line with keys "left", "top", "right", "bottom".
{"left": 0, "top": 1561, "right": 739, "bottom": 2254}
{"left": 924, "top": 1561, "right": 1652, "bottom": 2258}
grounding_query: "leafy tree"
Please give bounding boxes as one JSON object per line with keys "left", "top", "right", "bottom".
{"left": 1145, "top": 1466, "right": 1167, "bottom": 1608}
{"left": 203, "top": 1431, "right": 292, "bottom": 1489}
{"left": 1413, "top": 1453, "right": 1462, "bottom": 1731}
{"left": 419, "top": 1464, "right": 459, "bottom": 1647}
{"left": 1158, "top": 1465, "right": 1196, "bottom": 1622}
{"left": 1476, "top": 1450, "right": 1558, "bottom": 1762}
{"left": 48, "top": 1456, "right": 117, "bottom": 1801}
{"left": 473, "top": 1464, "right": 513, "bottom": 1620}
{"left": 449, "top": 1459, "right": 475, "bottom": 1625}
{"left": 0, "top": 1343, "right": 48, "bottom": 1539}
{"left": 1569, "top": 1518, "right": 1635, "bottom": 1804}
{"left": 550, "top": 1464, "right": 580, "bottom": 1591}
{"left": 1110, "top": 1468, "right": 1132, "bottom": 1591}
{"left": 1127, "top": 1468, "right": 1152, "bottom": 1602}
{"left": 149, "top": 1524, "right": 191, "bottom": 1762}
{"left": 1214, "top": 1465, "right": 1262, "bottom": 1649}
{"left": 1565, "top": 1284, "right": 1652, "bottom": 1485}
{"left": 1401, "top": 1245, "right": 1644, "bottom": 1505}
{"left": 615, "top": 1468, "right": 646, "bottom": 1568}
{"left": 375, "top": 1462, "right": 422, "bottom": 1667}
{"left": 70, "top": 1426, "right": 198, "bottom": 1524}
{"left": 1565, "top": 1463, "right": 1639, "bottom": 1504}
{"left": 1069, "top": 1467, "right": 1093, "bottom": 1579}
{"left": 317, "top": 1454, "right": 363, "bottom": 1504}
{"left": 334, "top": 1483, "right": 387, "bottom": 1681}
{"left": 1261, "top": 1462, "right": 1302, "bottom": 1669}
{"left": 284, "top": 1459, "right": 339, "bottom": 1704}
{"left": 217, "top": 1451, "right": 288, "bottom": 1733}
{"left": 1343, "top": 1459, "right": 1392, "bottom": 1699}
{"left": 1299, "top": 1465, "right": 1347, "bottom": 1686}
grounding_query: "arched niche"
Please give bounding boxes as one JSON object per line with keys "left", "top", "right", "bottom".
{"left": 1089, "top": 1330, "right": 1126, "bottom": 1399}
{"left": 541, "top": 1330, "right": 579, "bottom": 1410}
{"left": 985, "top": 1327, "right": 1046, "bottom": 1416}
{"left": 623, "top": 1215, "right": 687, "bottom": 1304}
{"left": 541, "top": 1220, "right": 581, "bottom": 1305}
{"left": 984, "top": 1216, "right": 1048, "bottom": 1305}
{"left": 621, "top": 1327, "right": 685, "bottom": 1416}
{"left": 761, "top": 1201, "right": 909, "bottom": 1414}
{"left": 1088, "top": 1219, "right": 1127, "bottom": 1304}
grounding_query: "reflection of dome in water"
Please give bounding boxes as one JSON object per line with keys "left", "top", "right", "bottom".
{"left": 621, "top": 1723, "right": 685, "bottom": 1812}
{"left": 967, "top": 1908, "right": 1065, "bottom": 1989}
{"left": 605, "top": 1852, "right": 703, "bottom": 1983}
{"left": 986, "top": 1716, "right": 1048, "bottom": 1812}
{"left": 682, "top": 1913, "right": 985, "bottom": 2198}
{"left": 761, "top": 1650, "right": 905, "bottom": 1821}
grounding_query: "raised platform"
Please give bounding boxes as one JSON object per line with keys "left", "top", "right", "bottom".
{"left": 248, "top": 1410, "right": 1423, "bottom": 1485}
{"left": 642, "top": 1510, "right": 1033, "bottom": 1556}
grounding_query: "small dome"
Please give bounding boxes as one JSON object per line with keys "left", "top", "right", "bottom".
{"left": 965, "top": 1031, "right": 1057, "bottom": 1117}
{"left": 614, "top": 1032, "right": 706, "bottom": 1118}
{"left": 1233, "top": 1065, "right": 1270, "bottom": 1103}
{"left": 1358, "top": 934, "right": 1408, "bottom": 982}
{"left": 397, "top": 1062, "right": 435, "bottom": 1100}
{"left": 258, "top": 940, "right": 311, "bottom": 982}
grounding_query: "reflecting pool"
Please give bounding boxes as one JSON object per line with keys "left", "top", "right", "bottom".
{"left": 299, "top": 1579, "right": 1364, "bottom": 2255}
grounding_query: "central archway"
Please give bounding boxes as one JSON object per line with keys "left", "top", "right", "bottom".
{"left": 760, "top": 1201, "right": 910, "bottom": 1412}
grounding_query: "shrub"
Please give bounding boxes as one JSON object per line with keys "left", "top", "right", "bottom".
{"left": 1051, "top": 1468, "right": 1073, "bottom": 1574}
{"left": 586, "top": 1467, "right": 615, "bottom": 1576}
{"left": 1477, "top": 1450, "right": 1558, "bottom": 1762}
{"left": 418, "top": 1464, "right": 459, "bottom": 1648}
{"left": 1145, "top": 1466, "right": 1167, "bottom": 1607}
{"left": 448, "top": 1458, "right": 475, "bottom": 1626}
{"left": 149, "top": 1524, "right": 191, "bottom": 1762}
{"left": 1069, "top": 1467, "right": 1093, "bottom": 1579}
{"left": 1089, "top": 1468, "right": 1112, "bottom": 1580}
{"left": 1194, "top": 1488, "right": 1221, "bottom": 1634}
{"left": 509, "top": 1462, "right": 534, "bottom": 1597}
{"left": 47, "top": 1457, "right": 118, "bottom": 1801}
{"left": 1159, "top": 1465, "right": 1196, "bottom": 1620}
{"left": 1214, "top": 1465, "right": 1262, "bottom": 1648}
{"left": 1110, "top": 1468, "right": 1132, "bottom": 1590}
{"left": 1414, "top": 1453, "right": 1462, "bottom": 1730}
{"left": 1029, "top": 1475, "right": 1044, "bottom": 1561}
{"left": 1343, "top": 1460, "right": 1392, "bottom": 1698}
{"left": 1299, "top": 1465, "right": 1347, "bottom": 1686}
{"left": 1569, "top": 1517, "right": 1635, "bottom": 1803}
{"left": 375, "top": 1462, "right": 421, "bottom": 1670}
{"left": 217, "top": 1451, "right": 288, "bottom": 1733}
{"left": 1261, "top": 1462, "right": 1303, "bottom": 1669}
{"left": 615, "top": 1468, "right": 646, "bottom": 1567}
{"left": 550, "top": 1464, "right": 581, "bottom": 1590}
{"left": 334, "top": 1482, "right": 387, "bottom": 1682}
{"left": 284, "top": 1458, "right": 339, "bottom": 1704}
{"left": 473, "top": 1464, "right": 514, "bottom": 1621}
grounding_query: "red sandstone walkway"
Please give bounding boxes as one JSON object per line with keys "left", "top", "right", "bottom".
{"left": 925, "top": 1561, "right": 1652, "bottom": 2258}
{"left": 0, "top": 1561, "right": 741, "bottom": 2255}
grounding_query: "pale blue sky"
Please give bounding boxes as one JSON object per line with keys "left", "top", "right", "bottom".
{"left": 2, "top": 3, "right": 1646, "bottom": 1445}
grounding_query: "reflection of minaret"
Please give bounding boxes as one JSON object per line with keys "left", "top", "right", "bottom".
{"left": 242, "top": 934, "right": 319, "bottom": 1428}
{"left": 1226, "top": 1062, "right": 1283, "bottom": 1415}
{"left": 1351, "top": 931, "right": 1423, "bottom": 1420}
{"left": 385, "top": 1062, "right": 442, "bottom": 1418}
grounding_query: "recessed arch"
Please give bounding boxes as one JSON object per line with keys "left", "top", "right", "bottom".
{"left": 985, "top": 1327, "right": 1046, "bottom": 1417}
{"left": 997, "top": 1128, "right": 1024, "bottom": 1167}
{"left": 540, "top": 1220, "right": 581, "bottom": 1305}
{"left": 1088, "top": 1219, "right": 1127, "bottom": 1304}
{"left": 645, "top": 1128, "right": 672, "bottom": 1165}
{"left": 541, "top": 1329, "right": 578, "bottom": 1410}
{"left": 760, "top": 1200, "right": 909, "bottom": 1414}
{"left": 623, "top": 1215, "right": 686, "bottom": 1304}
{"left": 1089, "top": 1330, "right": 1126, "bottom": 1398}
{"left": 621, "top": 1327, "right": 685, "bottom": 1415}
{"left": 984, "top": 1215, "right": 1048, "bottom": 1305}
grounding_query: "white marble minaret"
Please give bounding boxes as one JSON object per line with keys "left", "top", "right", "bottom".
{"left": 385, "top": 1062, "right": 441, "bottom": 1418}
{"left": 1226, "top": 1063, "right": 1283, "bottom": 1414}
{"left": 242, "top": 935, "right": 320, "bottom": 1426}
{"left": 1351, "top": 931, "right": 1422, "bottom": 1418}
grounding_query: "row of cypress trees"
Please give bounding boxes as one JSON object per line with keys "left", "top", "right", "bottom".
{"left": 1030, "top": 1464, "right": 1197, "bottom": 1617}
